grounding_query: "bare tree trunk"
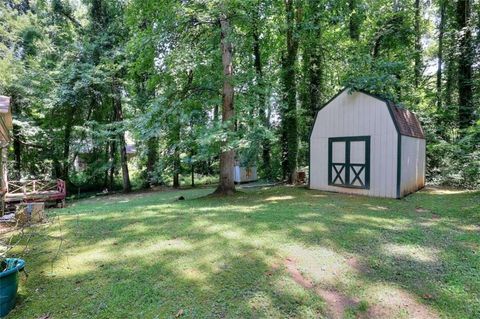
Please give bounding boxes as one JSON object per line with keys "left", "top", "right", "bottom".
{"left": 414, "top": 0, "right": 422, "bottom": 88}
{"left": 112, "top": 80, "right": 131, "bottom": 193}
{"left": 281, "top": 0, "right": 301, "bottom": 184}
{"left": 119, "top": 134, "right": 131, "bottom": 192}
{"left": 436, "top": 0, "right": 445, "bottom": 110}
{"left": 308, "top": 0, "right": 323, "bottom": 119}
{"left": 11, "top": 97, "right": 21, "bottom": 180}
{"left": 456, "top": 0, "right": 474, "bottom": 131}
{"left": 191, "top": 161, "right": 195, "bottom": 187}
{"left": 252, "top": 6, "right": 272, "bottom": 179}
{"left": 108, "top": 140, "right": 116, "bottom": 189}
{"left": 214, "top": 11, "right": 236, "bottom": 195}
{"left": 173, "top": 122, "right": 180, "bottom": 189}
{"left": 348, "top": 0, "right": 360, "bottom": 40}
{"left": 62, "top": 105, "right": 75, "bottom": 184}
{"left": 146, "top": 137, "right": 159, "bottom": 187}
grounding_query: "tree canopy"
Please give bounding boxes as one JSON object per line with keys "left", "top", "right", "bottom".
{"left": 0, "top": 0, "right": 479, "bottom": 192}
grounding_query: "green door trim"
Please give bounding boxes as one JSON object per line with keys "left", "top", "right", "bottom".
{"left": 328, "top": 136, "right": 370, "bottom": 189}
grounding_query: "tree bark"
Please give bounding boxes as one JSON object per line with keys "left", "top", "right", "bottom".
{"left": 252, "top": 6, "right": 272, "bottom": 179}
{"left": 308, "top": 0, "right": 323, "bottom": 120}
{"left": 108, "top": 140, "right": 116, "bottom": 189}
{"left": 214, "top": 11, "right": 236, "bottom": 195}
{"left": 62, "top": 105, "right": 75, "bottom": 184}
{"left": 414, "top": 0, "right": 422, "bottom": 88}
{"left": 146, "top": 137, "right": 160, "bottom": 187}
{"left": 191, "top": 161, "right": 195, "bottom": 187}
{"left": 10, "top": 97, "right": 21, "bottom": 180}
{"left": 436, "top": 0, "right": 445, "bottom": 110}
{"left": 456, "top": 0, "right": 474, "bottom": 130}
{"left": 112, "top": 80, "right": 131, "bottom": 193}
{"left": 172, "top": 122, "right": 181, "bottom": 189}
{"left": 348, "top": 0, "right": 360, "bottom": 40}
{"left": 281, "top": 0, "right": 301, "bottom": 184}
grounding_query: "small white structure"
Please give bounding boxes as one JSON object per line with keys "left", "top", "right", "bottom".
{"left": 233, "top": 166, "right": 258, "bottom": 184}
{"left": 309, "top": 89, "right": 425, "bottom": 198}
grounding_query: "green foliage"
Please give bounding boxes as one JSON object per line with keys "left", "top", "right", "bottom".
{"left": 0, "top": 0, "right": 479, "bottom": 190}
{"left": 6, "top": 186, "right": 480, "bottom": 318}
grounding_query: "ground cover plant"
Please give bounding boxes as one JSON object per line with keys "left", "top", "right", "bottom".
{"left": 5, "top": 186, "right": 479, "bottom": 318}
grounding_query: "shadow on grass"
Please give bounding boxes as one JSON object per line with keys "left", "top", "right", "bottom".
{"left": 7, "top": 186, "right": 480, "bottom": 318}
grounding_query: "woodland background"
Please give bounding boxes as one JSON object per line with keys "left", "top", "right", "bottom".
{"left": 0, "top": 0, "right": 479, "bottom": 193}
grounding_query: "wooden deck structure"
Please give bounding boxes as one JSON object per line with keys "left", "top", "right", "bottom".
{"left": 4, "top": 179, "right": 66, "bottom": 209}
{"left": 0, "top": 96, "right": 67, "bottom": 213}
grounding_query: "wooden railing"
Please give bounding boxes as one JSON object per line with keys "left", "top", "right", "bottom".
{"left": 6, "top": 179, "right": 66, "bottom": 196}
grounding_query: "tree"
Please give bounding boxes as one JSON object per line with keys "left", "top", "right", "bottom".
{"left": 436, "top": 0, "right": 446, "bottom": 110}
{"left": 348, "top": 0, "right": 361, "bottom": 40}
{"left": 251, "top": 1, "right": 272, "bottom": 179}
{"left": 456, "top": 0, "right": 475, "bottom": 131}
{"left": 281, "top": 0, "right": 302, "bottom": 184}
{"left": 414, "top": 0, "right": 422, "bottom": 88}
{"left": 214, "top": 9, "right": 236, "bottom": 195}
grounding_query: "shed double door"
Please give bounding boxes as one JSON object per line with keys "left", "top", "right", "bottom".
{"left": 328, "top": 136, "right": 370, "bottom": 189}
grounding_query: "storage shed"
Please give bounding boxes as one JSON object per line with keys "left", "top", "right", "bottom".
{"left": 233, "top": 165, "right": 258, "bottom": 184}
{"left": 309, "top": 88, "right": 425, "bottom": 198}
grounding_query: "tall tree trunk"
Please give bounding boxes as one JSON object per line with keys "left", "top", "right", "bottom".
{"left": 414, "top": 0, "right": 422, "bottom": 88}
{"left": 191, "top": 157, "right": 195, "bottom": 188}
{"left": 436, "top": 0, "right": 446, "bottom": 110}
{"left": 11, "top": 97, "right": 21, "bottom": 180}
{"left": 62, "top": 106, "right": 75, "bottom": 184}
{"left": 456, "top": 0, "right": 474, "bottom": 130}
{"left": 308, "top": 0, "right": 323, "bottom": 120}
{"left": 112, "top": 80, "right": 131, "bottom": 193}
{"left": 103, "top": 142, "right": 109, "bottom": 188}
{"left": 281, "top": 0, "right": 301, "bottom": 184}
{"left": 146, "top": 137, "right": 159, "bottom": 187}
{"left": 172, "top": 122, "right": 181, "bottom": 189}
{"left": 5, "top": 96, "right": 21, "bottom": 181}
{"left": 348, "top": 0, "right": 360, "bottom": 40}
{"left": 214, "top": 11, "right": 236, "bottom": 195}
{"left": 108, "top": 140, "right": 116, "bottom": 189}
{"left": 252, "top": 7, "right": 272, "bottom": 179}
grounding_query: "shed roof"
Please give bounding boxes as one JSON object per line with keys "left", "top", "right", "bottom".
{"left": 310, "top": 88, "right": 425, "bottom": 140}
{"left": 386, "top": 101, "right": 425, "bottom": 139}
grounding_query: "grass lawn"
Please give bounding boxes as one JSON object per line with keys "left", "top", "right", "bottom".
{"left": 5, "top": 186, "right": 480, "bottom": 318}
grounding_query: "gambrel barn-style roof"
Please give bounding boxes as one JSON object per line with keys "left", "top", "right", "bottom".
{"left": 309, "top": 88, "right": 426, "bottom": 198}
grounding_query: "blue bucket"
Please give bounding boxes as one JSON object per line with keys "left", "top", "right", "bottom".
{"left": 0, "top": 258, "right": 25, "bottom": 317}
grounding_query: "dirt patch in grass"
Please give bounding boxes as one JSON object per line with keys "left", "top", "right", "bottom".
{"left": 365, "top": 287, "right": 440, "bottom": 319}
{"left": 284, "top": 257, "right": 313, "bottom": 289}
{"left": 315, "top": 287, "right": 359, "bottom": 319}
{"left": 346, "top": 256, "right": 369, "bottom": 274}
{"left": 284, "top": 256, "right": 440, "bottom": 319}
{"left": 284, "top": 257, "right": 358, "bottom": 318}
{"left": 415, "top": 207, "right": 430, "bottom": 213}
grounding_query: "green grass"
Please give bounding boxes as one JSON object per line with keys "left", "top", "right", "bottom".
{"left": 5, "top": 186, "right": 480, "bottom": 318}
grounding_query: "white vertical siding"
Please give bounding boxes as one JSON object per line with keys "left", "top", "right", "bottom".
{"left": 400, "top": 136, "right": 426, "bottom": 196}
{"left": 233, "top": 166, "right": 258, "bottom": 183}
{"left": 310, "top": 90, "right": 398, "bottom": 198}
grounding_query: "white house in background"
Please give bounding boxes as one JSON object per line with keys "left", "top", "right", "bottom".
{"left": 73, "top": 132, "right": 137, "bottom": 171}
{"left": 309, "top": 88, "right": 425, "bottom": 199}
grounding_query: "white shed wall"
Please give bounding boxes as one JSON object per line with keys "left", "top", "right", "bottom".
{"left": 400, "top": 136, "right": 425, "bottom": 196}
{"left": 310, "top": 90, "right": 399, "bottom": 198}
{"left": 233, "top": 166, "right": 258, "bottom": 183}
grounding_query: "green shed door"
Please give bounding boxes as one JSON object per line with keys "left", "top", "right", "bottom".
{"left": 328, "top": 136, "right": 370, "bottom": 189}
